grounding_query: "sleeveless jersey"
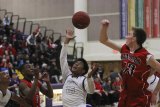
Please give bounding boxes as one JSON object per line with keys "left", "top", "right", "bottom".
{"left": 121, "top": 44, "right": 152, "bottom": 93}
{"left": 62, "top": 75, "right": 87, "bottom": 107}
{"left": 20, "top": 79, "right": 41, "bottom": 107}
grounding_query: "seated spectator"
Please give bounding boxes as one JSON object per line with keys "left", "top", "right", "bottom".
{"left": 8, "top": 72, "right": 20, "bottom": 107}
{"left": 103, "top": 77, "right": 120, "bottom": 104}
{"left": 49, "top": 61, "right": 61, "bottom": 83}
{"left": 109, "top": 70, "right": 119, "bottom": 83}
{"left": 112, "top": 76, "right": 122, "bottom": 92}
{"left": 87, "top": 75, "right": 110, "bottom": 106}
{"left": 8, "top": 73, "right": 20, "bottom": 94}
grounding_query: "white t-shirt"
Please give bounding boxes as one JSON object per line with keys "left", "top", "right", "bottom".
{"left": 147, "top": 75, "right": 159, "bottom": 92}
{"left": 62, "top": 75, "right": 87, "bottom": 107}
{"left": 0, "top": 89, "right": 12, "bottom": 107}
{"left": 60, "top": 44, "right": 95, "bottom": 107}
{"left": 147, "top": 74, "right": 159, "bottom": 103}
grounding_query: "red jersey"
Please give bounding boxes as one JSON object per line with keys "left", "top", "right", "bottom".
{"left": 119, "top": 44, "right": 152, "bottom": 107}
{"left": 20, "top": 79, "right": 41, "bottom": 107}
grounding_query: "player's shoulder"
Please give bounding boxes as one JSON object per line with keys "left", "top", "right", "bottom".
{"left": 78, "top": 75, "right": 86, "bottom": 80}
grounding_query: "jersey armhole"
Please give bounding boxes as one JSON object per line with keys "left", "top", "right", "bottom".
{"left": 63, "top": 74, "right": 72, "bottom": 83}
{"left": 82, "top": 77, "right": 86, "bottom": 92}
{"left": 146, "top": 54, "right": 153, "bottom": 65}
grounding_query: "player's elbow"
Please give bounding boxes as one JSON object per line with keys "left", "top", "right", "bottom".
{"left": 99, "top": 38, "right": 104, "bottom": 43}
{"left": 99, "top": 38, "right": 107, "bottom": 45}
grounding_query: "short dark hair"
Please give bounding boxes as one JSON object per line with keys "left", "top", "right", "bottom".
{"left": 132, "top": 27, "right": 147, "bottom": 46}
{"left": 75, "top": 58, "right": 89, "bottom": 76}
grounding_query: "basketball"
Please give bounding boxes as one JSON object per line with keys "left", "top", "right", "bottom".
{"left": 72, "top": 11, "right": 90, "bottom": 29}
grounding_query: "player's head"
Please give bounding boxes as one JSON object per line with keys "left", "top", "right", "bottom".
{"left": 126, "top": 27, "right": 146, "bottom": 47}
{"left": 132, "top": 27, "right": 146, "bottom": 46}
{"left": 19, "top": 64, "right": 34, "bottom": 79}
{"left": 0, "top": 71, "right": 10, "bottom": 85}
{"left": 71, "top": 58, "right": 89, "bottom": 76}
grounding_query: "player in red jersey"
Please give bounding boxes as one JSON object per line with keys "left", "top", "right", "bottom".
{"left": 18, "top": 64, "right": 53, "bottom": 107}
{"left": 99, "top": 19, "right": 160, "bottom": 107}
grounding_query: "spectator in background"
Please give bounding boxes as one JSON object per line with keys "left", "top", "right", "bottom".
{"left": 3, "top": 15, "right": 11, "bottom": 39}
{"left": 48, "top": 61, "right": 61, "bottom": 83}
{"left": 102, "top": 77, "right": 120, "bottom": 105}
{"left": 109, "top": 70, "right": 119, "bottom": 83}
{"left": 3, "top": 15, "right": 10, "bottom": 26}
{"left": 0, "top": 71, "right": 31, "bottom": 107}
{"left": 8, "top": 72, "right": 20, "bottom": 94}
{"left": 97, "top": 64, "right": 104, "bottom": 80}
{"left": 54, "top": 36, "right": 62, "bottom": 70}
{"left": 26, "top": 32, "right": 38, "bottom": 56}
{"left": 93, "top": 76, "right": 110, "bottom": 106}
{"left": 112, "top": 76, "right": 122, "bottom": 92}
{"left": 0, "top": 17, "right": 2, "bottom": 25}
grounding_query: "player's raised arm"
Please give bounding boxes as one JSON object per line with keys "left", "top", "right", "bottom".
{"left": 99, "top": 19, "right": 121, "bottom": 52}
{"left": 147, "top": 56, "right": 160, "bottom": 74}
{"left": 60, "top": 29, "right": 74, "bottom": 82}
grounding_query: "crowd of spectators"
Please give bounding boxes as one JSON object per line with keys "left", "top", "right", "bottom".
{"left": 87, "top": 62, "right": 122, "bottom": 107}
{"left": 0, "top": 15, "right": 62, "bottom": 93}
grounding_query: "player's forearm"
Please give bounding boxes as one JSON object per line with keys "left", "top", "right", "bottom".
{"left": 45, "top": 81, "right": 53, "bottom": 98}
{"left": 60, "top": 45, "right": 71, "bottom": 82}
{"left": 87, "top": 71, "right": 94, "bottom": 78}
{"left": 11, "top": 93, "right": 31, "bottom": 107}
{"left": 99, "top": 25, "right": 108, "bottom": 44}
{"left": 87, "top": 77, "right": 95, "bottom": 94}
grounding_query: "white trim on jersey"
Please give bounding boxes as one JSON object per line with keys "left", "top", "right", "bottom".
{"left": 0, "top": 89, "right": 12, "bottom": 107}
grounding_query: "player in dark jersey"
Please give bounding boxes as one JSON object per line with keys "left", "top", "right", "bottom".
{"left": 18, "top": 64, "right": 53, "bottom": 107}
{"left": 99, "top": 19, "right": 160, "bottom": 107}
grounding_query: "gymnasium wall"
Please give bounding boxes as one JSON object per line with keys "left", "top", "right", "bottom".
{"left": 0, "top": 0, "right": 120, "bottom": 41}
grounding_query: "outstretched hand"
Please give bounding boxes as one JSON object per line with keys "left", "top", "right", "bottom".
{"left": 88, "top": 63, "right": 99, "bottom": 78}
{"left": 34, "top": 68, "right": 40, "bottom": 79}
{"left": 65, "top": 28, "right": 75, "bottom": 44}
{"left": 101, "top": 19, "right": 110, "bottom": 27}
{"left": 66, "top": 29, "right": 75, "bottom": 39}
{"left": 91, "top": 63, "right": 99, "bottom": 74}
{"left": 41, "top": 72, "right": 50, "bottom": 83}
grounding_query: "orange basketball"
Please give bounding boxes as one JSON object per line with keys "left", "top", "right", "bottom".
{"left": 72, "top": 11, "right": 90, "bottom": 29}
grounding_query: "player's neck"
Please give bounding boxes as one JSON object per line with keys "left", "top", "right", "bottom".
{"left": 24, "top": 76, "right": 33, "bottom": 82}
{"left": 129, "top": 43, "right": 140, "bottom": 53}
{"left": 72, "top": 73, "right": 79, "bottom": 77}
